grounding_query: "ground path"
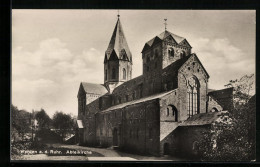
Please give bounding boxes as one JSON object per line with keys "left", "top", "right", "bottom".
{"left": 13, "top": 143, "right": 186, "bottom": 161}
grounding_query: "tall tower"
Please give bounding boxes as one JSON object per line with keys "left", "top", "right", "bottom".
{"left": 104, "top": 14, "right": 132, "bottom": 93}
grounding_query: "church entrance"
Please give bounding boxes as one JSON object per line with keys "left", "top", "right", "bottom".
{"left": 163, "top": 143, "right": 170, "bottom": 155}
{"left": 113, "top": 128, "right": 118, "bottom": 146}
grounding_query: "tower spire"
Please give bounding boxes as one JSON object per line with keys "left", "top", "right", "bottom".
{"left": 117, "top": 10, "right": 120, "bottom": 18}
{"left": 164, "top": 18, "right": 167, "bottom": 31}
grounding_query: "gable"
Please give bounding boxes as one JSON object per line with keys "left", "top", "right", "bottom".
{"left": 80, "top": 82, "right": 108, "bottom": 95}
{"left": 164, "top": 34, "right": 177, "bottom": 45}
{"left": 179, "top": 54, "right": 209, "bottom": 79}
{"left": 178, "top": 39, "right": 192, "bottom": 48}
{"left": 141, "top": 43, "right": 151, "bottom": 53}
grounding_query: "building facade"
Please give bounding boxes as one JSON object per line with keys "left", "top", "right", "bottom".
{"left": 77, "top": 16, "right": 233, "bottom": 157}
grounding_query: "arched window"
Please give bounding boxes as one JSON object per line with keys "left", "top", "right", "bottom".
{"left": 132, "top": 91, "right": 136, "bottom": 100}
{"left": 168, "top": 48, "right": 174, "bottom": 57}
{"left": 180, "top": 51, "right": 186, "bottom": 58}
{"left": 187, "top": 77, "right": 200, "bottom": 118}
{"left": 123, "top": 68, "right": 126, "bottom": 80}
{"left": 154, "top": 49, "right": 159, "bottom": 58}
{"left": 112, "top": 68, "right": 116, "bottom": 79}
{"left": 105, "top": 69, "right": 107, "bottom": 80}
{"left": 167, "top": 105, "right": 178, "bottom": 121}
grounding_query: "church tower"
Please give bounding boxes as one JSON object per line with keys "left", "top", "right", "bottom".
{"left": 104, "top": 14, "right": 132, "bottom": 93}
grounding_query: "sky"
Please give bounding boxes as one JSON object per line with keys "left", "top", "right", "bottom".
{"left": 12, "top": 10, "right": 255, "bottom": 117}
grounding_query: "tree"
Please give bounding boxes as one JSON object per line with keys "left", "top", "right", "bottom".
{"left": 197, "top": 74, "right": 256, "bottom": 161}
{"left": 11, "top": 104, "right": 31, "bottom": 142}
{"left": 224, "top": 73, "right": 255, "bottom": 106}
{"left": 35, "top": 109, "right": 51, "bottom": 130}
{"left": 52, "top": 111, "right": 75, "bottom": 141}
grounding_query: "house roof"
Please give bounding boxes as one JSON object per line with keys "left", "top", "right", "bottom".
{"left": 81, "top": 82, "right": 108, "bottom": 95}
{"left": 208, "top": 87, "right": 234, "bottom": 99}
{"left": 146, "top": 30, "right": 185, "bottom": 46}
{"left": 112, "top": 75, "right": 144, "bottom": 94}
{"left": 105, "top": 18, "right": 132, "bottom": 62}
{"left": 179, "top": 111, "right": 228, "bottom": 126}
{"left": 100, "top": 90, "right": 176, "bottom": 113}
{"left": 160, "top": 122, "right": 179, "bottom": 141}
{"left": 142, "top": 30, "right": 190, "bottom": 53}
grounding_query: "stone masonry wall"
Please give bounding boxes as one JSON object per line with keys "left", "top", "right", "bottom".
{"left": 178, "top": 55, "right": 208, "bottom": 121}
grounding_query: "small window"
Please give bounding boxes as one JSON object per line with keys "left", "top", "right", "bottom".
{"left": 105, "top": 69, "right": 107, "bottom": 80}
{"left": 166, "top": 108, "right": 169, "bottom": 116}
{"left": 133, "top": 92, "right": 136, "bottom": 100}
{"left": 147, "top": 66, "right": 150, "bottom": 72}
{"left": 112, "top": 68, "right": 116, "bottom": 79}
{"left": 125, "top": 95, "right": 129, "bottom": 101}
{"left": 155, "top": 49, "right": 159, "bottom": 58}
{"left": 197, "top": 69, "right": 200, "bottom": 72}
{"left": 123, "top": 68, "right": 126, "bottom": 80}
{"left": 168, "top": 48, "right": 174, "bottom": 57}
{"left": 188, "top": 67, "right": 190, "bottom": 70}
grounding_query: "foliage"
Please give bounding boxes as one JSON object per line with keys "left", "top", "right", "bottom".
{"left": 198, "top": 111, "right": 252, "bottom": 161}
{"left": 224, "top": 73, "right": 254, "bottom": 106}
{"left": 197, "top": 74, "right": 255, "bottom": 161}
{"left": 11, "top": 104, "right": 31, "bottom": 142}
{"left": 35, "top": 109, "right": 52, "bottom": 130}
{"left": 52, "top": 111, "right": 76, "bottom": 141}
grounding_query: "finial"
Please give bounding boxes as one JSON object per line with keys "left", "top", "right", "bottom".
{"left": 164, "top": 18, "right": 167, "bottom": 31}
{"left": 117, "top": 10, "right": 120, "bottom": 18}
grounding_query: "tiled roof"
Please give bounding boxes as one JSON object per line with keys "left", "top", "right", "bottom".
{"left": 100, "top": 90, "right": 176, "bottom": 113}
{"left": 112, "top": 75, "right": 144, "bottom": 94}
{"left": 105, "top": 18, "right": 132, "bottom": 62}
{"left": 179, "top": 111, "right": 228, "bottom": 126}
{"left": 160, "top": 122, "right": 179, "bottom": 141}
{"left": 81, "top": 82, "right": 108, "bottom": 95}
{"left": 146, "top": 30, "right": 185, "bottom": 47}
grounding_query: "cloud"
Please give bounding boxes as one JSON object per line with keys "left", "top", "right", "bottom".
{"left": 192, "top": 38, "right": 255, "bottom": 90}
{"left": 12, "top": 38, "right": 104, "bottom": 117}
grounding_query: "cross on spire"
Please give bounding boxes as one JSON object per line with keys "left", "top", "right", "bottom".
{"left": 117, "top": 10, "right": 120, "bottom": 18}
{"left": 164, "top": 18, "right": 167, "bottom": 31}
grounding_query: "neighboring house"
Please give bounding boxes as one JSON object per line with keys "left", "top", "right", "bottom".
{"left": 76, "top": 15, "right": 234, "bottom": 156}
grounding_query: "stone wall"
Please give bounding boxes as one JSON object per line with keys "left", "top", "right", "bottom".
{"left": 178, "top": 55, "right": 208, "bottom": 121}
{"left": 207, "top": 96, "right": 223, "bottom": 112}
{"left": 95, "top": 99, "right": 160, "bottom": 156}
{"left": 175, "top": 125, "right": 211, "bottom": 158}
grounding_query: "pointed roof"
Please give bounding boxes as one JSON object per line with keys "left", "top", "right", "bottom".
{"left": 142, "top": 30, "right": 191, "bottom": 53}
{"left": 80, "top": 82, "right": 108, "bottom": 95}
{"left": 105, "top": 18, "right": 132, "bottom": 62}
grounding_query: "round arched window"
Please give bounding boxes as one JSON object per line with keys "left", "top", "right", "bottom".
{"left": 168, "top": 48, "right": 174, "bottom": 57}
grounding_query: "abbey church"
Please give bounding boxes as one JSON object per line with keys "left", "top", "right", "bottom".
{"left": 77, "top": 15, "right": 233, "bottom": 157}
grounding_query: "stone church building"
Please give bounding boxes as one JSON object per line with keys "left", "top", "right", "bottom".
{"left": 77, "top": 16, "right": 233, "bottom": 157}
